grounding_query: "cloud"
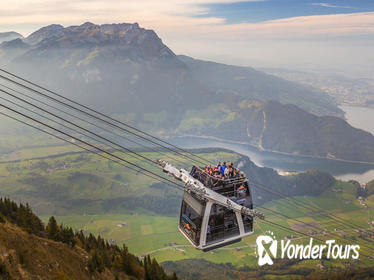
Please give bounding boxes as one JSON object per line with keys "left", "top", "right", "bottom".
{"left": 311, "top": 2, "right": 353, "bottom": 9}
{"left": 0, "top": 0, "right": 245, "bottom": 35}
{"left": 0, "top": 0, "right": 372, "bottom": 75}
{"left": 167, "top": 11, "right": 374, "bottom": 40}
{"left": 0, "top": 0, "right": 372, "bottom": 52}
{"left": 0, "top": 0, "right": 371, "bottom": 37}
{"left": 1, "top": 1, "right": 374, "bottom": 47}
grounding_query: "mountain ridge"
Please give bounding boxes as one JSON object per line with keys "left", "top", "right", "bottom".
{"left": 0, "top": 22, "right": 341, "bottom": 117}
{"left": 22, "top": 22, "right": 176, "bottom": 60}
{"left": 1, "top": 22, "right": 373, "bottom": 163}
{"left": 178, "top": 55, "right": 341, "bottom": 117}
{"left": 177, "top": 100, "right": 374, "bottom": 163}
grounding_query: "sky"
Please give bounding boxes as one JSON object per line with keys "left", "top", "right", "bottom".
{"left": 1, "top": 0, "right": 374, "bottom": 77}
{"left": 200, "top": 0, "right": 374, "bottom": 23}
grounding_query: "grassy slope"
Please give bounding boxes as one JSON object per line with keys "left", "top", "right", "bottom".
{"left": 0, "top": 144, "right": 82, "bottom": 162}
{"left": 0, "top": 222, "right": 118, "bottom": 279}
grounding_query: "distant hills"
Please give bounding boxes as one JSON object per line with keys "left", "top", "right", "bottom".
{"left": 257, "top": 101, "right": 374, "bottom": 162}
{"left": 211, "top": 100, "right": 374, "bottom": 162}
{"left": 261, "top": 67, "right": 374, "bottom": 108}
{"left": 178, "top": 55, "right": 340, "bottom": 117}
{"left": 1, "top": 22, "right": 374, "bottom": 163}
{"left": 237, "top": 155, "right": 335, "bottom": 205}
{"left": 0, "top": 31, "right": 23, "bottom": 43}
{"left": 178, "top": 100, "right": 374, "bottom": 163}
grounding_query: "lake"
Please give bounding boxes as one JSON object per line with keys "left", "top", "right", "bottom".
{"left": 340, "top": 105, "right": 374, "bottom": 135}
{"left": 171, "top": 105, "right": 374, "bottom": 183}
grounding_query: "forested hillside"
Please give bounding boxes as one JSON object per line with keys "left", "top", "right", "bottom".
{"left": 237, "top": 156, "right": 336, "bottom": 205}
{"left": 163, "top": 259, "right": 374, "bottom": 280}
{"left": 179, "top": 100, "right": 374, "bottom": 163}
{"left": 0, "top": 198, "right": 176, "bottom": 280}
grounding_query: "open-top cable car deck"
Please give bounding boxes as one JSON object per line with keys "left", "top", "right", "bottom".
{"left": 158, "top": 160, "right": 264, "bottom": 251}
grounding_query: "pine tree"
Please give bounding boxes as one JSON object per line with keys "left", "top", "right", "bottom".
{"left": 47, "top": 216, "right": 59, "bottom": 241}
{"left": 0, "top": 197, "right": 178, "bottom": 279}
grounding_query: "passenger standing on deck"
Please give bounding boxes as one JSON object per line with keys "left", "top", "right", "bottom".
{"left": 224, "top": 163, "right": 230, "bottom": 177}
{"left": 226, "top": 165, "right": 232, "bottom": 178}
{"left": 221, "top": 161, "right": 226, "bottom": 176}
{"left": 215, "top": 162, "right": 221, "bottom": 174}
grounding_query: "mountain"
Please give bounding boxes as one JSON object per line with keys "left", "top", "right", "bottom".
{"left": 24, "top": 22, "right": 175, "bottom": 59}
{"left": 178, "top": 100, "right": 374, "bottom": 163}
{"left": 0, "top": 222, "right": 106, "bottom": 279}
{"left": 0, "top": 22, "right": 341, "bottom": 118}
{"left": 178, "top": 55, "right": 340, "bottom": 117}
{"left": 2, "top": 22, "right": 373, "bottom": 163}
{"left": 1, "top": 23, "right": 207, "bottom": 118}
{"left": 0, "top": 38, "right": 30, "bottom": 65}
{"left": 257, "top": 101, "right": 374, "bottom": 162}
{"left": 0, "top": 32, "right": 25, "bottom": 65}
{"left": 237, "top": 155, "right": 336, "bottom": 205}
{"left": 0, "top": 31, "right": 23, "bottom": 43}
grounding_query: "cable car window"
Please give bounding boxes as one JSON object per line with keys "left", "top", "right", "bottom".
{"left": 180, "top": 199, "right": 204, "bottom": 245}
{"left": 241, "top": 214, "right": 253, "bottom": 233}
{"left": 183, "top": 191, "right": 204, "bottom": 215}
{"left": 206, "top": 204, "right": 240, "bottom": 244}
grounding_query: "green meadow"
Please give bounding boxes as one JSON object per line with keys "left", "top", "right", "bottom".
{"left": 41, "top": 182, "right": 374, "bottom": 268}
{"left": 1, "top": 145, "right": 373, "bottom": 270}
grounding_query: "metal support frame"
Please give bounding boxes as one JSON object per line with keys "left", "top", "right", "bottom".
{"left": 158, "top": 160, "right": 264, "bottom": 220}
{"left": 159, "top": 160, "right": 265, "bottom": 250}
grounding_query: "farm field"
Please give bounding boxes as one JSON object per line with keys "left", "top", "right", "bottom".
{"left": 0, "top": 147, "right": 239, "bottom": 215}
{"left": 0, "top": 144, "right": 82, "bottom": 162}
{"left": 43, "top": 181, "right": 374, "bottom": 268}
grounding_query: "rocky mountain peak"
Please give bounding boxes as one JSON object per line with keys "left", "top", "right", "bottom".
{"left": 23, "top": 22, "right": 175, "bottom": 60}
{"left": 25, "top": 24, "right": 64, "bottom": 45}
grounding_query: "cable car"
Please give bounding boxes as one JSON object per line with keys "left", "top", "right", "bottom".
{"left": 158, "top": 161, "right": 264, "bottom": 251}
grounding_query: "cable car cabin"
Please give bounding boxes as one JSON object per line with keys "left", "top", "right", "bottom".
{"left": 178, "top": 166, "right": 254, "bottom": 251}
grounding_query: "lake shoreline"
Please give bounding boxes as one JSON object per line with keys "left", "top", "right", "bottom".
{"left": 172, "top": 134, "right": 374, "bottom": 183}
{"left": 176, "top": 134, "right": 374, "bottom": 166}
{"left": 339, "top": 105, "right": 374, "bottom": 136}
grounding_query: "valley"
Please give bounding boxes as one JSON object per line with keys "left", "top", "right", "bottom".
{"left": 39, "top": 172, "right": 374, "bottom": 278}
{"left": 0, "top": 20, "right": 374, "bottom": 280}
{"left": 0, "top": 23, "right": 372, "bottom": 165}
{"left": 0, "top": 145, "right": 373, "bottom": 278}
